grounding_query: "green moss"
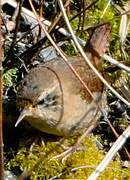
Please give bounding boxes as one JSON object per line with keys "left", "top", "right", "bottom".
{"left": 6, "top": 136, "right": 130, "bottom": 179}
{"left": 3, "top": 68, "right": 18, "bottom": 89}
{"left": 61, "top": 42, "right": 77, "bottom": 56}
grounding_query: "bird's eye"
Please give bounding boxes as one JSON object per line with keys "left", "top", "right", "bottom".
{"left": 37, "top": 93, "right": 58, "bottom": 107}
{"left": 38, "top": 99, "right": 45, "bottom": 105}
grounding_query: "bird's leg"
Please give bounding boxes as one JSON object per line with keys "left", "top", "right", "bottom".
{"left": 51, "top": 121, "right": 98, "bottom": 163}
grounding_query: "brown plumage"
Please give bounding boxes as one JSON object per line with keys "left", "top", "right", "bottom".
{"left": 16, "top": 23, "right": 111, "bottom": 136}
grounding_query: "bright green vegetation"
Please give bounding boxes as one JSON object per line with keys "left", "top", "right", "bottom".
{"left": 6, "top": 136, "right": 130, "bottom": 179}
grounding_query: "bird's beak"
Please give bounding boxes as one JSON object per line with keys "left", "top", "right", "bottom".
{"left": 15, "top": 107, "right": 32, "bottom": 127}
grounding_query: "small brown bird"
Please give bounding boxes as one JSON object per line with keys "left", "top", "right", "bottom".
{"left": 15, "top": 23, "right": 111, "bottom": 136}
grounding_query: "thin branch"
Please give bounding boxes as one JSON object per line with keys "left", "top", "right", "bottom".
{"left": 6, "top": 0, "right": 24, "bottom": 59}
{"left": 107, "top": 120, "right": 130, "bottom": 160}
{"left": 0, "top": 4, "right": 4, "bottom": 179}
{"left": 57, "top": 0, "right": 130, "bottom": 107}
{"left": 88, "top": 125, "right": 130, "bottom": 179}
{"left": 103, "top": 54, "right": 130, "bottom": 73}
{"left": 28, "top": 0, "right": 98, "bottom": 105}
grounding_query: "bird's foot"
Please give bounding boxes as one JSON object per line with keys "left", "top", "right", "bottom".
{"left": 52, "top": 123, "right": 96, "bottom": 162}
{"left": 51, "top": 143, "right": 86, "bottom": 163}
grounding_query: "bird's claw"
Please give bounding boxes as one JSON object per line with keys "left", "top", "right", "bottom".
{"left": 51, "top": 143, "right": 83, "bottom": 163}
